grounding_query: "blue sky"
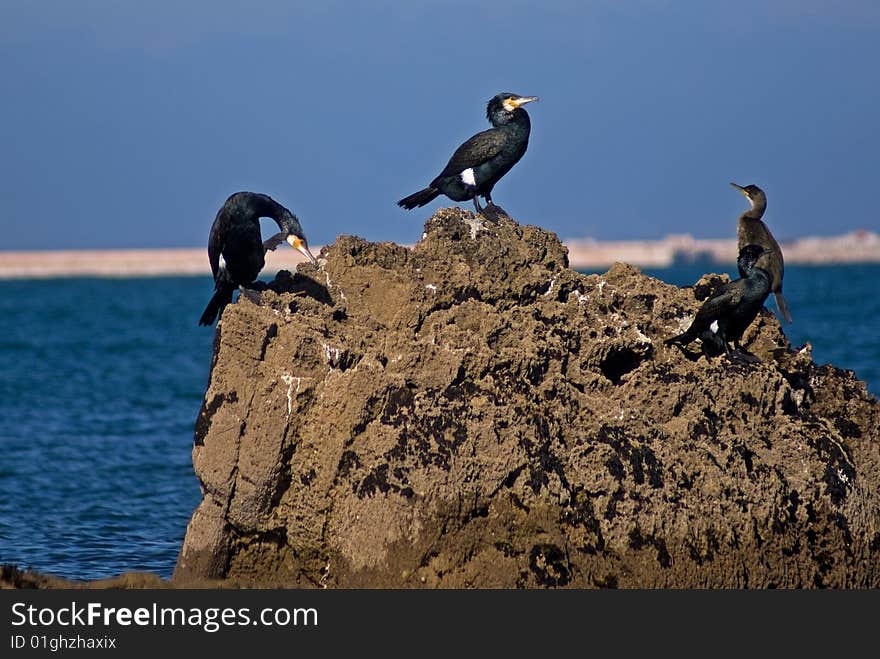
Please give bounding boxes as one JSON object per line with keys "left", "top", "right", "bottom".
{"left": 1, "top": 1, "right": 878, "bottom": 250}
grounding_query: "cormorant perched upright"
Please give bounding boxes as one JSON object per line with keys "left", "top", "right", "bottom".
{"left": 398, "top": 92, "right": 538, "bottom": 214}
{"left": 199, "top": 191, "right": 317, "bottom": 326}
{"left": 665, "top": 244, "right": 772, "bottom": 359}
{"left": 730, "top": 182, "right": 792, "bottom": 323}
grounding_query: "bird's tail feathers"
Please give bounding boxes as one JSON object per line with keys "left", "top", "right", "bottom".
{"left": 774, "top": 292, "right": 793, "bottom": 324}
{"left": 398, "top": 187, "right": 439, "bottom": 210}
{"left": 199, "top": 285, "right": 235, "bottom": 326}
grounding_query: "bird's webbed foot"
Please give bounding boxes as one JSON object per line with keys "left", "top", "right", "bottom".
{"left": 238, "top": 282, "right": 269, "bottom": 306}
{"left": 480, "top": 204, "right": 506, "bottom": 223}
{"left": 472, "top": 196, "right": 484, "bottom": 214}
{"left": 732, "top": 339, "right": 761, "bottom": 363}
{"left": 668, "top": 342, "right": 703, "bottom": 362}
{"left": 237, "top": 288, "right": 261, "bottom": 306}
{"left": 725, "top": 348, "right": 761, "bottom": 364}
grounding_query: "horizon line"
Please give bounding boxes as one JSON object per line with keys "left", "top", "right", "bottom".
{"left": 1, "top": 230, "right": 879, "bottom": 279}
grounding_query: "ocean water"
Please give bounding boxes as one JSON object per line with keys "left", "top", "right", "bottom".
{"left": 0, "top": 265, "right": 877, "bottom": 582}
{"left": 0, "top": 277, "right": 212, "bottom": 581}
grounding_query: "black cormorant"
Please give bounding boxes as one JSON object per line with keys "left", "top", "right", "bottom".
{"left": 665, "top": 244, "right": 772, "bottom": 359}
{"left": 398, "top": 92, "right": 538, "bottom": 214}
{"left": 730, "top": 182, "right": 792, "bottom": 323}
{"left": 199, "top": 191, "right": 317, "bottom": 326}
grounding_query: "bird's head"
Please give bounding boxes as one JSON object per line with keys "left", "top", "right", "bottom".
{"left": 730, "top": 182, "right": 767, "bottom": 212}
{"left": 278, "top": 214, "right": 318, "bottom": 265}
{"left": 487, "top": 93, "right": 538, "bottom": 126}
{"left": 286, "top": 233, "right": 317, "bottom": 265}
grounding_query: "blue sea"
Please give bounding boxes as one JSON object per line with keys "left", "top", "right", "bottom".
{"left": 1, "top": 265, "right": 878, "bottom": 582}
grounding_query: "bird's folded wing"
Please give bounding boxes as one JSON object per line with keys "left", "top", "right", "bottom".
{"left": 436, "top": 128, "right": 508, "bottom": 178}
{"left": 207, "top": 230, "right": 224, "bottom": 279}
{"left": 262, "top": 231, "right": 287, "bottom": 253}
{"left": 693, "top": 283, "right": 743, "bottom": 326}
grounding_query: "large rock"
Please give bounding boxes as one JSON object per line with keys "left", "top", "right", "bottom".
{"left": 174, "top": 207, "right": 880, "bottom": 588}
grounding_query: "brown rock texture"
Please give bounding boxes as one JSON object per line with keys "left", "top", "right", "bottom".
{"left": 175, "top": 206, "right": 880, "bottom": 588}
{"left": 0, "top": 565, "right": 169, "bottom": 589}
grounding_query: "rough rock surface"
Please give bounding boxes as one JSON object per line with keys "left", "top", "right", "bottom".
{"left": 0, "top": 565, "right": 168, "bottom": 589}
{"left": 175, "top": 207, "right": 880, "bottom": 588}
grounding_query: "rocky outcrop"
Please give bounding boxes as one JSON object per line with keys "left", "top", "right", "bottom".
{"left": 174, "top": 206, "right": 880, "bottom": 588}
{"left": 0, "top": 565, "right": 168, "bottom": 589}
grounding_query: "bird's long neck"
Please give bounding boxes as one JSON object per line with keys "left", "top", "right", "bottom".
{"left": 491, "top": 108, "right": 531, "bottom": 134}
{"left": 246, "top": 193, "right": 283, "bottom": 222}
{"left": 240, "top": 192, "right": 299, "bottom": 233}
{"left": 748, "top": 267, "right": 772, "bottom": 289}
{"left": 740, "top": 198, "right": 766, "bottom": 220}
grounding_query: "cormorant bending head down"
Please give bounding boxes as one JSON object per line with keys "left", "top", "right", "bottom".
{"left": 198, "top": 191, "right": 317, "bottom": 327}
{"left": 397, "top": 92, "right": 539, "bottom": 214}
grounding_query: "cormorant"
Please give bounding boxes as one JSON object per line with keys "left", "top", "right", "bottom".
{"left": 397, "top": 92, "right": 538, "bottom": 214}
{"left": 199, "top": 191, "right": 317, "bottom": 326}
{"left": 730, "top": 182, "right": 792, "bottom": 323}
{"left": 665, "top": 244, "right": 772, "bottom": 359}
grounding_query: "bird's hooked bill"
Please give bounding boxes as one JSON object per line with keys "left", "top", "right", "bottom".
{"left": 287, "top": 234, "right": 318, "bottom": 264}
{"left": 729, "top": 182, "right": 748, "bottom": 196}
{"left": 511, "top": 96, "right": 539, "bottom": 108}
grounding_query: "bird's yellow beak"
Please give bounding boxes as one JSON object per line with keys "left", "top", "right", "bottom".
{"left": 503, "top": 96, "right": 539, "bottom": 111}
{"left": 729, "top": 182, "right": 748, "bottom": 197}
{"left": 287, "top": 235, "right": 317, "bottom": 265}
{"left": 511, "top": 96, "right": 538, "bottom": 108}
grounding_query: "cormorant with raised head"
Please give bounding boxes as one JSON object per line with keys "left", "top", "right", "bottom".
{"left": 199, "top": 191, "right": 317, "bottom": 326}
{"left": 730, "top": 182, "right": 792, "bottom": 323}
{"left": 398, "top": 93, "right": 538, "bottom": 214}
{"left": 665, "top": 244, "right": 772, "bottom": 359}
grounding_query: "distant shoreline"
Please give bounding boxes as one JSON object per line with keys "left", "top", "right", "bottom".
{"left": 1, "top": 230, "right": 879, "bottom": 278}
{"left": 564, "top": 229, "right": 880, "bottom": 269}
{"left": 0, "top": 247, "right": 314, "bottom": 280}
